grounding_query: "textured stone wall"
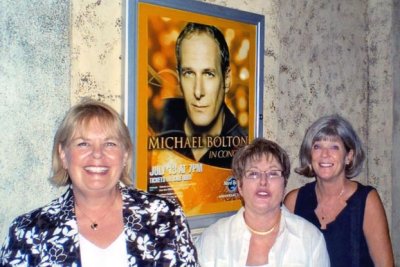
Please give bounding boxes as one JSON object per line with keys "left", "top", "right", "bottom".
{"left": 0, "top": 0, "right": 70, "bottom": 244}
{"left": 366, "top": 0, "right": 395, "bottom": 246}
{"left": 70, "top": 0, "right": 123, "bottom": 112}
{"left": 0, "top": 0, "right": 398, "bottom": 262}
{"left": 392, "top": 0, "right": 400, "bottom": 262}
{"left": 276, "top": 0, "right": 369, "bottom": 180}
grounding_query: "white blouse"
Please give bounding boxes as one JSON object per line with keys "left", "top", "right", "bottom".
{"left": 196, "top": 206, "right": 330, "bottom": 267}
{"left": 79, "top": 232, "right": 129, "bottom": 267}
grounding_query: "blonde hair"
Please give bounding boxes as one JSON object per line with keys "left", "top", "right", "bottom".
{"left": 50, "top": 99, "right": 133, "bottom": 186}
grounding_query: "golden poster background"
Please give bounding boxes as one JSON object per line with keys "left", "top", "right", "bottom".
{"left": 135, "top": 2, "right": 257, "bottom": 217}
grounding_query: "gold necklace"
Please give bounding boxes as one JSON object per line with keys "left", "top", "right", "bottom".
{"left": 75, "top": 193, "right": 119, "bottom": 231}
{"left": 245, "top": 218, "right": 279, "bottom": 236}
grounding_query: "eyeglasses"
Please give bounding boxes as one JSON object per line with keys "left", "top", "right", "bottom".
{"left": 244, "top": 170, "right": 283, "bottom": 182}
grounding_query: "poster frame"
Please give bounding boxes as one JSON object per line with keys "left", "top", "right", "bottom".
{"left": 124, "top": 0, "right": 265, "bottom": 229}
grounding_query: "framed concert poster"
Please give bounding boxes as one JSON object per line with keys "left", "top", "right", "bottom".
{"left": 124, "top": 0, "right": 264, "bottom": 228}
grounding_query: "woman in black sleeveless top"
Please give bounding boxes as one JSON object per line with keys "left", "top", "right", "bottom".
{"left": 284, "top": 114, "right": 394, "bottom": 266}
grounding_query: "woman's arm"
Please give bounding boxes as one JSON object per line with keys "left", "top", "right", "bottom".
{"left": 363, "top": 189, "right": 394, "bottom": 267}
{"left": 0, "top": 218, "right": 32, "bottom": 266}
{"left": 171, "top": 205, "right": 199, "bottom": 266}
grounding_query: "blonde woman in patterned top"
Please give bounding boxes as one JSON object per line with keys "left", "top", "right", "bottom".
{"left": 0, "top": 99, "right": 198, "bottom": 266}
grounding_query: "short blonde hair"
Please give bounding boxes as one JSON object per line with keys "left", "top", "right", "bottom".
{"left": 50, "top": 99, "right": 133, "bottom": 186}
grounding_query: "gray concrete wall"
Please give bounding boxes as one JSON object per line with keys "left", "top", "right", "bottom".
{"left": 0, "top": 0, "right": 70, "bottom": 243}
{"left": 392, "top": 0, "right": 400, "bottom": 264}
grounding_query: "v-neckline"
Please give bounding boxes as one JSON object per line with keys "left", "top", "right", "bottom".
{"left": 313, "top": 182, "right": 359, "bottom": 230}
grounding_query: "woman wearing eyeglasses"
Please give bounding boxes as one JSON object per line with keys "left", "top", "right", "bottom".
{"left": 195, "top": 138, "right": 330, "bottom": 267}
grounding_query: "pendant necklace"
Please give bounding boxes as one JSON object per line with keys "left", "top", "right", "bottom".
{"left": 75, "top": 193, "right": 119, "bottom": 231}
{"left": 317, "top": 186, "right": 345, "bottom": 221}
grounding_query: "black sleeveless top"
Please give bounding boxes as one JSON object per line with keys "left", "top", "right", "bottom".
{"left": 294, "top": 181, "right": 374, "bottom": 267}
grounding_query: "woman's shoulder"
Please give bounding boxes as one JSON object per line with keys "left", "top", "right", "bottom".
{"left": 9, "top": 188, "right": 74, "bottom": 231}
{"left": 8, "top": 207, "right": 44, "bottom": 232}
{"left": 348, "top": 181, "right": 376, "bottom": 202}
{"left": 199, "top": 209, "right": 243, "bottom": 241}
{"left": 354, "top": 180, "right": 375, "bottom": 191}
{"left": 282, "top": 206, "right": 322, "bottom": 237}
{"left": 284, "top": 181, "right": 316, "bottom": 210}
{"left": 122, "top": 185, "right": 180, "bottom": 210}
{"left": 283, "top": 189, "right": 299, "bottom": 212}
{"left": 287, "top": 181, "right": 316, "bottom": 195}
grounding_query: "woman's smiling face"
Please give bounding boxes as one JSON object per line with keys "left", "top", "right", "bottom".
{"left": 59, "top": 118, "right": 128, "bottom": 196}
{"left": 311, "top": 136, "right": 353, "bottom": 181}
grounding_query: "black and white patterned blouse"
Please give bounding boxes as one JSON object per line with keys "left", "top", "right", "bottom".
{"left": 0, "top": 184, "right": 199, "bottom": 266}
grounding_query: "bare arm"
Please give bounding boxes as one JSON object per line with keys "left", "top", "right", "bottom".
{"left": 363, "top": 189, "right": 394, "bottom": 267}
{"left": 283, "top": 189, "right": 299, "bottom": 212}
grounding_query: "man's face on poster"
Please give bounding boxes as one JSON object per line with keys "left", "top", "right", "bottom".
{"left": 179, "top": 33, "right": 230, "bottom": 130}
